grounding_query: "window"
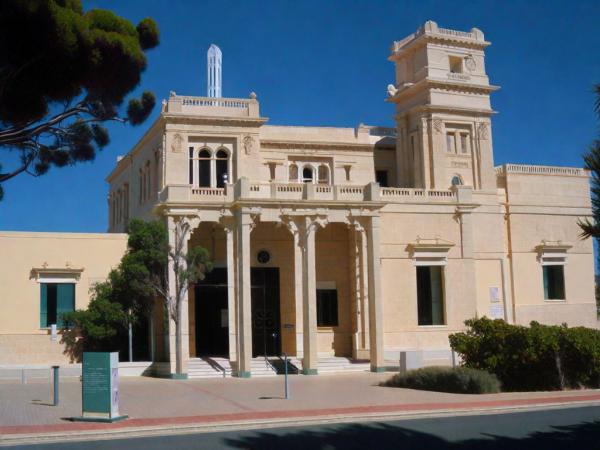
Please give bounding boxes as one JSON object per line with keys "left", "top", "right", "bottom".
{"left": 460, "top": 133, "right": 469, "bottom": 154}
{"left": 138, "top": 168, "right": 143, "bottom": 204}
{"left": 416, "top": 266, "right": 445, "bottom": 325}
{"left": 543, "top": 265, "right": 565, "bottom": 300}
{"left": 289, "top": 164, "right": 298, "bottom": 182}
{"left": 317, "top": 289, "right": 338, "bottom": 327}
{"left": 446, "top": 133, "right": 455, "bottom": 153}
{"left": 123, "top": 183, "right": 129, "bottom": 224}
{"left": 198, "top": 149, "right": 211, "bottom": 187}
{"left": 40, "top": 283, "right": 75, "bottom": 328}
{"left": 215, "top": 149, "right": 229, "bottom": 187}
{"left": 344, "top": 165, "right": 351, "bottom": 181}
{"left": 449, "top": 56, "right": 463, "bottom": 74}
{"left": 188, "top": 147, "right": 194, "bottom": 184}
{"left": 145, "top": 161, "right": 151, "bottom": 200}
{"left": 375, "top": 170, "right": 389, "bottom": 187}
{"left": 318, "top": 165, "right": 329, "bottom": 184}
{"left": 268, "top": 162, "right": 277, "bottom": 181}
{"left": 451, "top": 175, "right": 463, "bottom": 186}
{"left": 302, "top": 166, "right": 314, "bottom": 183}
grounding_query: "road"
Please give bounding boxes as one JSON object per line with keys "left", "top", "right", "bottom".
{"left": 5, "top": 405, "right": 600, "bottom": 450}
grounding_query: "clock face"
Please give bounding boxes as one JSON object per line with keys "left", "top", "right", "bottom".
{"left": 257, "top": 250, "right": 271, "bottom": 264}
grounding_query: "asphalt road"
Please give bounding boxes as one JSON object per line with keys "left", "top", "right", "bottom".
{"left": 6, "top": 405, "right": 600, "bottom": 450}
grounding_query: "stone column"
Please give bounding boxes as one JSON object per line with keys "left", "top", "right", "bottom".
{"left": 283, "top": 218, "right": 304, "bottom": 357}
{"left": 299, "top": 216, "right": 325, "bottom": 374}
{"left": 366, "top": 215, "right": 385, "bottom": 372}
{"left": 222, "top": 219, "right": 237, "bottom": 362}
{"left": 350, "top": 221, "right": 370, "bottom": 359}
{"left": 235, "top": 209, "right": 253, "bottom": 377}
{"left": 166, "top": 215, "right": 193, "bottom": 378}
{"left": 358, "top": 225, "right": 370, "bottom": 357}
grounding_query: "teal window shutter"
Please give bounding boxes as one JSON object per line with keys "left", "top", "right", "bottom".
{"left": 40, "top": 283, "right": 48, "bottom": 328}
{"left": 56, "top": 283, "right": 75, "bottom": 327}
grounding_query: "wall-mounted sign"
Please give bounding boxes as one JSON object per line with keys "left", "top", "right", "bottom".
{"left": 488, "top": 287, "right": 504, "bottom": 319}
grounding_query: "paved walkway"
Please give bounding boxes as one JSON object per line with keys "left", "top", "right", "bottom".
{"left": 1, "top": 373, "right": 600, "bottom": 439}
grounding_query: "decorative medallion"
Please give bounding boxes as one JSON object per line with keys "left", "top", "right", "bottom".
{"left": 171, "top": 133, "right": 183, "bottom": 153}
{"left": 464, "top": 55, "right": 476, "bottom": 72}
{"left": 432, "top": 118, "right": 443, "bottom": 134}
{"left": 243, "top": 135, "right": 256, "bottom": 155}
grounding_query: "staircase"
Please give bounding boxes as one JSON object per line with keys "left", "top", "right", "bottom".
{"left": 187, "top": 357, "right": 230, "bottom": 379}
{"left": 318, "top": 357, "right": 371, "bottom": 374}
{"left": 290, "top": 356, "right": 371, "bottom": 374}
{"left": 250, "top": 358, "right": 278, "bottom": 377}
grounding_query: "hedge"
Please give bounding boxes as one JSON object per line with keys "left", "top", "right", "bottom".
{"left": 381, "top": 366, "right": 501, "bottom": 394}
{"left": 449, "top": 318, "right": 600, "bottom": 391}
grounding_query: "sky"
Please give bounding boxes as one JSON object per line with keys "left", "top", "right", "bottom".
{"left": 1, "top": 0, "right": 599, "bottom": 232}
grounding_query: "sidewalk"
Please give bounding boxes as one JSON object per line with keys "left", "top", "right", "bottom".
{"left": 2, "top": 372, "right": 600, "bottom": 444}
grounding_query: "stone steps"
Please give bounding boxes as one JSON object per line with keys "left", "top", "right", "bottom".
{"left": 290, "top": 357, "right": 371, "bottom": 374}
{"left": 187, "top": 357, "right": 228, "bottom": 379}
{"left": 187, "top": 356, "right": 370, "bottom": 378}
{"left": 250, "top": 358, "right": 278, "bottom": 377}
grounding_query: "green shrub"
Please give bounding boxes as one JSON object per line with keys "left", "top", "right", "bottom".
{"left": 381, "top": 366, "right": 501, "bottom": 394}
{"left": 449, "top": 317, "right": 600, "bottom": 391}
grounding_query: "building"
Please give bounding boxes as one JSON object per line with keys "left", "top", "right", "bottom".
{"left": 1, "top": 21, "right": 595, "bottom": 378}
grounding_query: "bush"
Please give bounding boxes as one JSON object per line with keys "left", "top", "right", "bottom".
{"left": 381, "top": 366, "right": 501, "bottom": 394}
{"left": 449, "top": 318, "right": 600, "bottom": 391}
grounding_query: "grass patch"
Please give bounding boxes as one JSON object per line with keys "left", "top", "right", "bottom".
{"left": 381, "top": 366, "right": 501, "bottom": 394}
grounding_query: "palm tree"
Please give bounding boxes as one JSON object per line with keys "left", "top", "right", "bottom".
{"left": 579, "top": 84, "right": 600, "bottom": 238}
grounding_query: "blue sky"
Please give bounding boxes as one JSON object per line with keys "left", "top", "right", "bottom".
{"left": 1, "top": 0, "right": 599, "bottom": 232}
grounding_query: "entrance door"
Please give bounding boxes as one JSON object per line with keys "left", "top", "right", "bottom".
{"left": 195, "top": 268, "right": 229, "bottom": 356}
{"left": 251, "top": 267, "right": 281, "bottom": 357}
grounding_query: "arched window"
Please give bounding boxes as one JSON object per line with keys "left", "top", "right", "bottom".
{"left": 451, "top": 175, "right": 463, "bottom": 186}
{"left": 289, "top": 164, "right": 298, "bottom": 182}
{"left": 302, "top": 166, "right": 314, "bottom": 183}
{"left": 215, "top": 149, "right": 229, "bottom": 188}
{"left": 198, "top": 149, "right": 211, "bottom": 187}
{"left": 318, "top": 165, "right": 329, "bottom": 184}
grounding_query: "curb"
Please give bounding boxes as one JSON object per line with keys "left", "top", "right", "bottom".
{"left": 2, "top": 398, "right": 600, "bottom": 447}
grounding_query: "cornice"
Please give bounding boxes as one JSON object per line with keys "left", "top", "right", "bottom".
{"left": 106, "top": 116, "right": 165, "bottom": 183}
{"left": 260, "top": 140, "right": 375, "bottom": 151}
{"left": 395, "top": 104, "right": 496, "bottom": 119}
{"left": 389, "top": 33, "right": 490, "bottom": 61}
{"left": 162, "top": 113, "right": 268, "bottom": 128}
{"left": 388, "top": 78, "right": 499, "bottom": 106}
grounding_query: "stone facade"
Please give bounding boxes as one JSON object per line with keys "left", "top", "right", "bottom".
{"left": 0, "top": 21, "right": 595, "bottom": 375}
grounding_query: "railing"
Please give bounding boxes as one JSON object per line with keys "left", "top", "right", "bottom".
{"left": 447, "top": 72, "right": 471, "bottom": 81}
{"left": 166, "top": 95, "right": 259, "bottom": 118}
{"left": 438, "top": 27, "right": 475, "bottom": 39}
{"left": 495, "top": 164, "right": 588, "bottom": 177}
{"left": 181, "top": 97, "right": 249, "bottom": 108}
{"left": 191, "top": 187, "right": 225, "bottom": 196}
{"left": 381, "top": 187, "right": 456, "bottom": 202}
{"left": 166, "top": 184, "right": 459, "bottom": 204}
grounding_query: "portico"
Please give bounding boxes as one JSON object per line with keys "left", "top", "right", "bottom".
{"left": 158, "top": 178, "right": 386, "bottom": 377}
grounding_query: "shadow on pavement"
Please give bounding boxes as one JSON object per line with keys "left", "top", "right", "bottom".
{"left": 224, "top": 419, "right": 600, "bottom": 450}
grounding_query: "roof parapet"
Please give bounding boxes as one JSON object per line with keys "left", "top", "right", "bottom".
{"left": 391, "top": 20, "right": 487, "bottom": 56}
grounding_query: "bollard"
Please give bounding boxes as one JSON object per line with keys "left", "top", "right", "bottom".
{"left": 284, "top": 353, "right": 289, "bottom": 399}
{"left": 52, "top": 365, "right": 59, "bottom": 406}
